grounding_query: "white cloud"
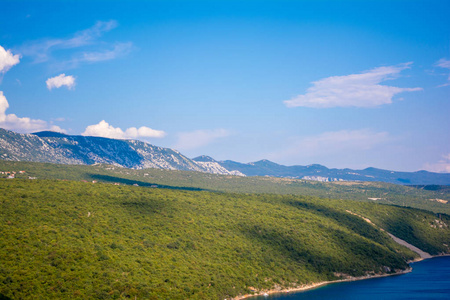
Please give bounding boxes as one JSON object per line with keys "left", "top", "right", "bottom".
{"left": 268, "top": 129, "right": 390, "bottom": 162}
{"left": 0, "top": 45, "right": 20, "bottom": 75}
{"left": 0, "top": 91, "right": 66, "bottom": 133}
{"left": 435, "top": 58, "right": 450, "bottom": 86}
{"left": 82, "top": 120, "right": 166, "bottom": 140}
{"left": 174, "top": 129, "right": 231, "bottom": 150}
{"left": 284, "top": 63, "right": 422, "bottom": 108}
{"left": 46, "top": 73, "right": 76, "bottom": 90}
{"left": 423, "top": 154, "right": 450, "bottom": 173}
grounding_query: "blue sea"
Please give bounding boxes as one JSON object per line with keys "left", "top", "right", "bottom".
{"left": 253, "top": 256, "right": 450, "bottom": 299}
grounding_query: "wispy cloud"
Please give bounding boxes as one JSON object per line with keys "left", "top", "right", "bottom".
{"left": 20, "top": 20, "right": 118, "bottom": 63}
{"left": 52, "top": 117, "right": 66, "bottom": 122}
{"left": 61, "top": 20, "right": 118, "bottom": 49}
{"left": 268, "top": 129, "right": 390, "bottom": 162}
{"left": 82, "top": 120, "right": 166, "bottom": 140}
{"left": 19, "top": 20, "right": 131, "bottom": 69}
{"left": 46, "top": 73, "right": 76, "bottom": 90}
{"left": 0, "top": 91, "right": 65, "bottom": 133}
{"left": 0, "top": 45, "right": 20, "bottom": 75}
{"left": 62, "top": 42, "right": 133, "bottom": 68}
{"left": 435, "top": 58, "right": 450, "bottom": 87}
{"left": 423, "top": 154, "right": 450, "bottom": 173}
{"left": 284, "top": 63, "right": 422, "bottom": 108}
{"left": 175, "top": 129, "right": 231, "bottom": 150}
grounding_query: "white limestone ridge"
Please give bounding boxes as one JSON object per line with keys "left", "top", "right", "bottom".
{"left": 0, "top": 128, "right": 243, "bottom": 177}
{"left": 194, "top": 161, "right": 245, "bottom": 176}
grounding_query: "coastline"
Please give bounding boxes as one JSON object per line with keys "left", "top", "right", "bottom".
{"left": 233, "top": 254, "right": 450, "bottom": 300}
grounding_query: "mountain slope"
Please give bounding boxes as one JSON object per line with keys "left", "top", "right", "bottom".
{"left": 0, "top": 129, "right": 225, "bottom": 174}
{"left": 192, "top": 156, "right": 245, "bottom": 176}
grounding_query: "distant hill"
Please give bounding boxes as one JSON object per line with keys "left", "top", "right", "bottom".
{"left": 1, "top": 128, "right": 449, "bottom": 185}
{"left": 217, "top": 159, "right": 450, "bottom": 185}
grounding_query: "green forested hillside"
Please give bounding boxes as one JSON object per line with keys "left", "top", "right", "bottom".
{"left": 1, "top": 161, "right": 449, "bottom": 214}
{"left": 1, "top": 178, "right": 449, "bottom": 299}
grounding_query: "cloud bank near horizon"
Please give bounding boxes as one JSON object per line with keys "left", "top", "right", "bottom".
{"left": 0, "top": 91, "right": 65, "bottom": 133}
{"left": 267, "top": 129, "right": 391, "bottom": 166}
{"left": 82, "top": 120, "right": 166, "bottom": 140}
{"left": 424, "top": 153, "right": 450, "bottom": 173}
{"left": 174, "top": 129, "right": 231, "bottom": 150}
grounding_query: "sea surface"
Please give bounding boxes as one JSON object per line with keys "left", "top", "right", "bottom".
{"left": 253, "top": 256, "right": 450, "bottom": 299}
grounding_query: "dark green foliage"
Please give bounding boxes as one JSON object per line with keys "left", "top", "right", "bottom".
{"left": 340, "top": 203, "right": 450, "bottom": 255}
{"left": 0, "top": 160, "right": 448, "bottom": 214}
{"left": 1, "top": 178, "right": 449, "bottom": 299}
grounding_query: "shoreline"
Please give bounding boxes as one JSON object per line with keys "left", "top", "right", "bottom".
{"left": 233, "top": 254, "right": 450, "bottom": 300}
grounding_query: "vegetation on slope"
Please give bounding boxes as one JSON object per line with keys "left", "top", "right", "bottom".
{"left": 1, "top": 178, "right": 449, "bottom": 299}
{"left": 1, "top": 161, "right": 449, "bottom": 214}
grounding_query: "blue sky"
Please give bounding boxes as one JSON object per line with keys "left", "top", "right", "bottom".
{"left": 1, "top": 0, "right": 449, "bottom": 172}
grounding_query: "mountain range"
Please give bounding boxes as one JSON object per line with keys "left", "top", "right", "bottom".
{"left": 1, "top": 128, "right": 449, "bottom": 185}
